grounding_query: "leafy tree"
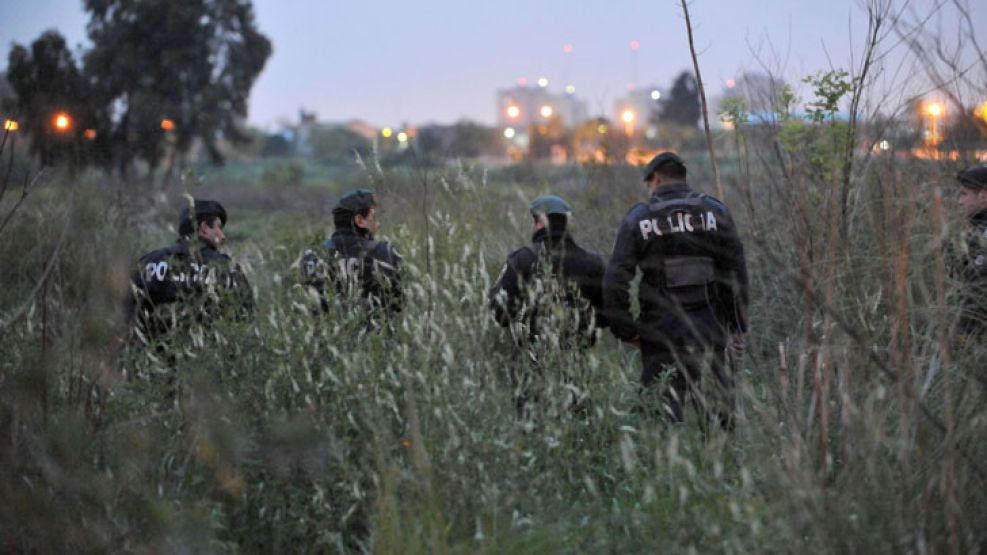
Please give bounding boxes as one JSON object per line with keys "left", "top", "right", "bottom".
{"left": 83, "top": 0, "right": 272, "bottom": 175}
{"left": 658, "top": 71, "right": 701, "bottom": 127}
{"left": 5, "top": 31, "right": 108, "bottom": 168}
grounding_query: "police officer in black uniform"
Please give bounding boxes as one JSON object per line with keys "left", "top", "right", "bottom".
{"left": 489, "top": 194, "right": 608, "bottom": 342}
{"left": 948, "top": 165, "right": 987, "bottom": 343}
{"left": 604, "top": 152, "right": 748, "bottom": 426}
{"left": 127, "top": 198, "right": 252, "bottom": 344}
{"left": 489, "top": 195, "right": 608, "bottom": 417}
{"left": 300, "top": 189, "right": 402, "bottom": 323}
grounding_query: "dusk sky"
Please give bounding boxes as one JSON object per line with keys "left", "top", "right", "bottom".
{"left": 2, "top": 0, "right": 982, "bottom": 130}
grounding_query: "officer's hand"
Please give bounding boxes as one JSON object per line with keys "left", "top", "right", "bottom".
{"left": 729, "top": 334, "right": 746, "bottom": 358}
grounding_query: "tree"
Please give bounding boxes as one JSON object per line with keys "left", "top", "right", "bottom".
{"left": 5, "top": 31, "right": 108, "bottom": 168}
{"left": 83, "top": 0, "right": 272, "bottom": 176}
{"left": 658, "top": 71, "right": 701, "bottom": 127}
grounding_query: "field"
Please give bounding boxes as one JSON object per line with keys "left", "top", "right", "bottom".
{"left": 1, "top": 140, "right": 986, "bottom": 553}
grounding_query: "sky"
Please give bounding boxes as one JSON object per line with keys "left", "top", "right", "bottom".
{"left": 2, "top": 0, "right": 983, "bottom": 130}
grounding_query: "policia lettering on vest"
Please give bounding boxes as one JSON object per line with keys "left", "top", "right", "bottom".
{"left": 603, "top": 152, "right": 750, "bottom": 428}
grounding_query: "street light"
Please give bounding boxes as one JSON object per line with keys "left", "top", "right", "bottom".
{"left": 506, "top": 105, "right": 521, "bottom": 119}
{"left": 621, "top": 109, "right": 635, "bottom": 136}
{"left": 84, "top": 129, "right": 97, "bottom": 140}
{"left": 539, "top": 105, "right": 553, "bottom": 118}
{"left": 504, "top": 127, "right": 516, "bottom": 139}
{"left": 565, "top": 84, "right": 576, "bottom": 95}
{"left": 924, "top": 100, "right": 945, "bottom": 152}
{"left": 161, "top": 118, "right": 175, "bottom": 131}
{"left": 3, "top": 119, "right": 18, "bottom": 131}
{"left": 650, "top": 90, "right": 661, "bottom": 101}
{"left": 381, "top": 127, "right": 393, "bottom": 138}
{"left": 53, "top": 112, "right": 72, "bottom": 132}
{"left": 397, "top": 131, "right": 408, "bottom": 143}
{"left": 537, "top": 77, "right": 549, "bottom": 88}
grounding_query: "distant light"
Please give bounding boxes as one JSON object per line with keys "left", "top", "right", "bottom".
{"left": 879, "top": 139, "right": 890, "bottom": 151}
{"left": 3, "top": 119, "right": 18, "bottom": 131}
{"left": 597, "top": 124, "right": 608, "bottom": 134}
{"left": 539, "top": 105, "right": 554, "bottom": 118}
{"left": 397, "top": 131, "right": 408, "bottom": 143}
{"left": 726, "top": 79, "right": 737, "bottom": 89}
{"left": 160, "top": 118, "right": 175, "bottom": 131}
{"left": 517, "top": 77, "right": 528, "bottom": 87}
{"left": 650, "top": 89, "right": 661, "bottom": 101}
{"left": 926, "top": 101, "right": 944, "bottom": 117}
{"left": 645, "top": 127, "right": 657, "bottom": 139}
{"left": 621, "top": 109, "right": 635, "bottom": 123}
{"left": 381, "top": 127, "right": 393, "bottom": 138}
{"left": 630, "top": 39, "right": 640, "bottom": 50}
{"left": 504, "top": 127, "right": 516, "bottom": 139}
{"left": 626, "top": 83, "right": 636, "bottom": 91}
{"left": 537, "top": 77, "right": 549, "bottom": 88}
{"left": 506, "top": 105, "right": 521, "bottom": 119}
{"left": 563, "top": 43, "right": 573, "bottom": 54}
{"left": 83, "top": 128, "right": 96, "bottom": 140}
{"left": 53, "top": 112, "right": 71, "bottom": 132}
{"left": 565, "top": 84, "right": 576, "bottom": 95}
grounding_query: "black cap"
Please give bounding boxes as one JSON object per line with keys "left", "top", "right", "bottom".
{"left": 642, "top": 151, "right": 686, "bottom": 181}
{"left": 332, "top": 188, "right": 376, "bottom": 216}
{"left": 178, "top": 199, "right": 227, "bottom": 236}
{"left": 957, "top": 166, "right": 987, "bottom": 190}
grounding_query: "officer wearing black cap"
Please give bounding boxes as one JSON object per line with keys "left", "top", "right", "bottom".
{"left": 300, "top": 188, "right": 402, "bottom": 321}
{"left": 489, "top": 194, "right": 608, "bottom": 342}
{"left": 604, "top": 152, "right": 748, "bottom": 426}
{"left": 948, "top": 165, "right": 987, "bottom": 341}
{"left": 127, "top": 198, "right": 252, "bottom": 343}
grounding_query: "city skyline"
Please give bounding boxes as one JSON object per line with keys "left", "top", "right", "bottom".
{"left": 2, "top": 0, "right": 982, "bottom": 130}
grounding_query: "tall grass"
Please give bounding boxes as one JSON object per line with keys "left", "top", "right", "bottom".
{"left": 1, "top": 123, "right": 985, "bottom": 553}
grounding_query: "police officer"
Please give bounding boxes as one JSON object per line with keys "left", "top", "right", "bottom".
{"left": 604, "top": 152, "right": 748, "bottom": 426}
{"left": 489, "top": 194, "right": 608, "bottom": 343}
{"left": 489, "top": 195, "right": 608, "bottom": 417}
{"left": 300, "top": 189, "right": 402, "bottom": 322}
{"left": 127, "top": 198, "right": 252, "bottom": 344}
{"left": 947, "top": 165, "right": 987, "bottom": 343}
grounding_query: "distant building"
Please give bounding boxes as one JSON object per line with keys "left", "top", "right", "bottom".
{"left": 613, "top": 85, "right": 663, "bottom": 138}
{"left": 495, "top": 84, "right": 589, "bottom": 129}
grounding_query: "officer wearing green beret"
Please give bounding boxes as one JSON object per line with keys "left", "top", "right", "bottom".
{"left": 948, "top": 165, "right": 987, "bottom": 343}
{"left": 300, "top": 189, "right": 402, "bottom": 323}
{"left": 489, "top": 195, "right": 608, "bottom": 417}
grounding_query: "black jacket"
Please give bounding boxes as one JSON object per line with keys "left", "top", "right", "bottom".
{"left": 947, "top": 210, "right": 987, "bottom": 337}
{"left": 604, "top": 182, "right": 748, "bottom": 345}
{"left": 489, "top": 227, "right": 608, "bottom": 338}
{"left": 300, "top": 228, "right": 402, "bottom": 315}
{"left": 127, "top": 237, "right": 252, "bottom": 341}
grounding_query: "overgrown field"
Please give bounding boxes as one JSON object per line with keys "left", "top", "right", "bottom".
{"left": 1, "top": 145, "right": 985, "bottom": 552}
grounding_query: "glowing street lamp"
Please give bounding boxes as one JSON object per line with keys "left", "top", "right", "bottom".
{"left": 506, "top": 105, "right": 521, "bottom": 119}
{"left": 3, "top": 119, "right": 18, "bottom": 131}
{"left": 160, "top": 118, "right": 175, "bottom": 131}
{"left": 563, "top": 43, "right": 573, "bottom": 54}
{"left": 84, "top": 129, "right": 97, "bottom": 140}
{"left": 621, "top": 109, "right": 635, "bottom": 136}
{"left": 53, "top": 112, "right": 72, "bottom": 132}
{"left": 650, "top": 89, "right": 661, "bottom": 101}
{"left": 503, "top": 127, "right": 516, "bottom": 139}
{"left": 726, "top": 79, "right": 737, "bottom": 89}
{"left": 397, "top": 131, "right": 409, "bottom": 143}
{"left": 381, "top": 127, "right": 393, "bottom": 138}
{"left": 565, "top": 84, "right": 576, "bottom": 95}
{"left": 537, "top": 77, "right": 549, "bottom": 88}
{"left": 924, "top": 100, "right": 945, "bottom": 150}
{"left": 539, "top": 105, "right": 554, "bottom": 119}
{"left": 630, "top": 39, "right": 640, "bottom": 50}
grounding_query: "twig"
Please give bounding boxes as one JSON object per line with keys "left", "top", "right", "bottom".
{"left": 679, "top": 0, "right": 724, "bottom": 199}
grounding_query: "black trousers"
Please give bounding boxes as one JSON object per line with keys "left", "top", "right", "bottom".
{"left": 640, "top": 337, "right": 735, "bottom": 428}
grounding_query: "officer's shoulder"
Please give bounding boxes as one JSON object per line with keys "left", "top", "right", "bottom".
{"left": 370, "top": 240, "right": 402, "bottom": 262}
{"left": 138, "top": 242, "right": 185, "bottom": 263}
{"left": 698, "top": 193, "right": 730, "bottom": 215}
{"left": 621, "top": 202, "right": 649, "bottom": 220}
{"left": 507, "top": 245, "right": 538, "bottom": 266}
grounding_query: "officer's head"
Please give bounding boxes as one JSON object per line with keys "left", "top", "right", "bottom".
{"left": 956, "top": 166, "right": 987, "bottom": 219}
{"left": 643, "top": 151, "right": 687, "bottom": 187}
{"left": 529, "top": 195, "right": 572, "bottom": 234}
{"left": 333, "top": 188, "right": 378, "bottom": 237}
{"left": 178, "top": 198, "right": 227, "bottom": 248}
